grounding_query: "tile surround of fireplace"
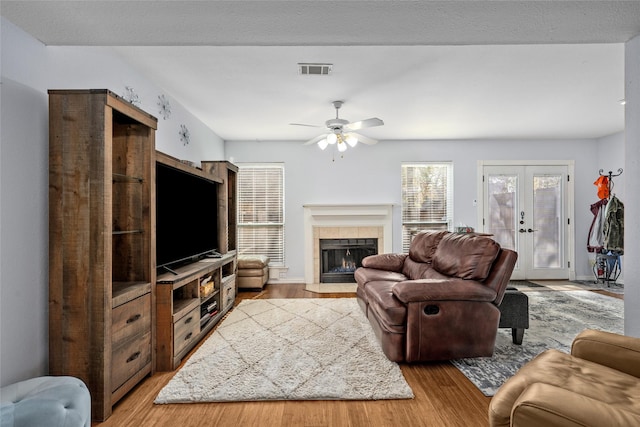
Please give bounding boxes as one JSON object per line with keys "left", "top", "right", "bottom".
{"left": 303, "top": 204, "right": 393, "bottom": 285}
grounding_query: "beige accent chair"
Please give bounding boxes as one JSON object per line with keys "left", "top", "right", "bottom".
{"left": 489, "top": 329, "right": 640, "bottom": 427}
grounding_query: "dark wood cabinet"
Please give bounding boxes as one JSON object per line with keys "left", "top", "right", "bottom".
{"left": 48, "top": 89, "right": 157, "bottom": 421}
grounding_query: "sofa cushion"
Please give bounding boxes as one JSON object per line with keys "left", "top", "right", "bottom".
{"left": 408, "top": 230, "right": 449, "bottom": 263}
{"left": 354, "top": 268, "right": 407, "bottom": 287}
{"left": 432, "top": 233, "right": 500, "bottom": 280}
{"left": 361, "top": 253, "right": 407, "bottom": 271}
{"left": 365, "top": 281, "right": 407, "bottom": 328}
{"left": 402, "top": 257, "right": 433, "bottom": 280}
{"left": 489, "top": 349, "right": 640, "bottom": 427}
{"left": 237, "top": 254, "right": 269, "bottom": 269}
{"left": 393, "top": 279, "right": 497, "bottom": 304}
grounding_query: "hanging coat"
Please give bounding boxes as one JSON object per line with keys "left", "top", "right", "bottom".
{"left": 587, "top": 198, "right": 607, "bottom": 253}
{"left": 603, "top": 195, "right": 624, "bottom": 254}
{"left": 594, "top": 175, "right": 610, "bottom": 199}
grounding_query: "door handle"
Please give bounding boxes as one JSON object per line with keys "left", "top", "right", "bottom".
{"left": 519, "top": 228, "right": 527, "bottom": 233}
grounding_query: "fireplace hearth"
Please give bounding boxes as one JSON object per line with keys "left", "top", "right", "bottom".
{"left": 319, "top": 238, "right": 378, "bottom": 283}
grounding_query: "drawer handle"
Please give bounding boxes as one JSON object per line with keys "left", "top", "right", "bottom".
{"left": 184, "top": 316, "right": 193, "bottom": 324}
{"left": 126, "top": 351, "right": 141, "bottom": 363}
{"left": 126, "top": 314, "right": 142, "bottom": 324}
{"left": 185, "top": 332, "right": 193, "bottom": 341}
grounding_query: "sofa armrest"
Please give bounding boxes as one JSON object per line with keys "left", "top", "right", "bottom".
{"left": 571, "top": 329, "right": 640, "bottom": 378}
{"left": 361, "top": 253, "right": 407, "bottom": 272}
{"left": 509, "top": 382, "right": 640, "bottom": 427}
{"left": 392, "top": 279, "right": 497, "bottom": 304}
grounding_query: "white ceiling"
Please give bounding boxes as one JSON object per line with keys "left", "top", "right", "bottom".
{"left": 2, "top": 1, "right": 640, "bottom": 142}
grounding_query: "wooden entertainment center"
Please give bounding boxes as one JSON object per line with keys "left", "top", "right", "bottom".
{"left": 154, "top": 153, "right": 238, "bottom": 371}
{"left": 48, "top": 90, "right": 237, "bottom": 421}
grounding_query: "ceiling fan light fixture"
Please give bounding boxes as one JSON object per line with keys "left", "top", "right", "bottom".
{"left": 345, "top": 134, "right": 358, "bottom": 147}
{"left": 317, "top": 138, "right": 329, "bottom": 150}
{"left": 337, "top": 141, "right": 347, "bottom": 152}
{"left": 326, "top": 133, "right": 337, "bottom": 145}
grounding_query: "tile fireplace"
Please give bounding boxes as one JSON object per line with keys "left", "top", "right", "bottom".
{"left": 303, "top": 204, "right": 393, "bottom": 284}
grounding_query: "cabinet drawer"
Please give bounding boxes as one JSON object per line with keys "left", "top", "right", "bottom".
{"left": 111, "top": 331, "right": 151, "bottom": 392}
{"left": 173, "top": 307, "right": 200, "bottom": 356}
{"left": 112, "top": 293, "right": 151, "bottom": 347}
{"left": 222, "top": 275, "right": 236, "bottom": 311}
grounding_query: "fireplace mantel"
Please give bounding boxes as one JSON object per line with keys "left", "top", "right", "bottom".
{"left": 303, "top": 204, "right": 393, "bottom": 284}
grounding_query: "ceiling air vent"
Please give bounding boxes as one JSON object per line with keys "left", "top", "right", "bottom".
{"left": 298, "top": 63, "right": 332, "bottom": 76}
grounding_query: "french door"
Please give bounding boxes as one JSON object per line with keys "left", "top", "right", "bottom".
{"left": 481, "top": 163, "right": 573, "bottom": 280}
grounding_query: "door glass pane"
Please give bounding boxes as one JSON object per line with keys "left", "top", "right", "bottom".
{"left": 533, "top": 174, "right": 562, "bottom": 268}
{"left": 487, "top": 174, "right": 517, "bottom": 251}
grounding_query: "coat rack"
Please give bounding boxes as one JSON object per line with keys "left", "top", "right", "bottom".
{"left": 598, "top": 168, "right": 623, "bottom": 198}
{"left": 593, "top": 168, "right": 623, "bottom": 286}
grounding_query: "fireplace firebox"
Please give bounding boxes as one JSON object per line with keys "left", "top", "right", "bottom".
{"left": 319, "top": 238, "right": 378, "bottom": 283}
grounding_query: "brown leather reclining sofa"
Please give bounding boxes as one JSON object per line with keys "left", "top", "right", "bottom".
{"left": 354, "top": 230, "right": 517, "bottom": 362}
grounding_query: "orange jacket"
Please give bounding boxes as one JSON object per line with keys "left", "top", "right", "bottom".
{"left": 594, "top": 175, "right": 609, "bottom": 199}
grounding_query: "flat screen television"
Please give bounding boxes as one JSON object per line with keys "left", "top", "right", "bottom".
{"left": 156, "top": 161, "right": 219, "bottom": 271}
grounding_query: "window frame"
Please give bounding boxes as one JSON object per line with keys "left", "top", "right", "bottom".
{"left": 401, "top": 162, "right": 454, "bottom": 253}
{"left": 236, "top": 163, "right": 285, "bottom": 266}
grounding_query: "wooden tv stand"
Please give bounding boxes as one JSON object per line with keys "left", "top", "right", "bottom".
{"left": 155, "top": 252, "right": 237, "bottom": 371}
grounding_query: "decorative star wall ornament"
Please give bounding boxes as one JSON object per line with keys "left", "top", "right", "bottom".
{"left": 123, "top": 86, "right": 141, "bottom": 106}
{"left": 157, "top": 94, "right": 172, "bottom": 120}
{"left": 179, "top": 124, "right": 190, "bottom": 146}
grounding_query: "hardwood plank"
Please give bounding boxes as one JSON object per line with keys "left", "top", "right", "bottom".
{"left": 94, "top": 284, "right": 494, "bottom": 426}
{"left": 97, "top": 282, "right": 623, "bottom": 426}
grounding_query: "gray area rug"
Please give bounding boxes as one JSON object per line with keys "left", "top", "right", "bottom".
{"left": 452, "top": 290, "right": 623, "bottom": 396}
{"left": 572, "top": 279, "right": 624, "bottom": 295}
{"left": 155, "top": 298, "right": 414, "bottom": 403}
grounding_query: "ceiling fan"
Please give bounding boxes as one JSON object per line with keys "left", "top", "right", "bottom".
{"left": 291, "top": 101, "right": 384, "bottom": 152}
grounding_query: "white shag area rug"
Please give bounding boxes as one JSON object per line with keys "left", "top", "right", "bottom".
{"left": 155, "top": 298, "right": 414, "bottom": 403}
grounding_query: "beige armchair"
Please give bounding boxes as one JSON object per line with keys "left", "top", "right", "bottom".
{"left": 489, "top": 329, "right": 640, "bottom": 427}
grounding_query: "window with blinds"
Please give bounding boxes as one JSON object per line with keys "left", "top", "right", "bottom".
{"left": 401, "top": 163, "right": 453, "bottom": 252}
{"left": 237, "top": 163, "right": 285, "bottom": 265}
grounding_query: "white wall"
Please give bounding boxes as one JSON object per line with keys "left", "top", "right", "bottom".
{"left": 226, "top": 137, "right": 600, "bottom": 282}
{"left": 0, "top": 18, "right": 225, "bottom": 386}
{"left": 625, "top": 34, "right": 640, "bottom": 337}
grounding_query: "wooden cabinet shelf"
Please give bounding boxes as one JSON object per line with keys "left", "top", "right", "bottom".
{"left": 48, "top": 89, "right": 157, "bottom": 421}
{"left": 112, "top": 281, "right": 152, "bottom": 308}
{"left": 113, "top": 173, "right": 144, "bottom": 183}
{"left": 156, "top": 250, "right": 237, "bottom": 371}
{"left": 173, "top": 298, "right": 200, "bottom": 321}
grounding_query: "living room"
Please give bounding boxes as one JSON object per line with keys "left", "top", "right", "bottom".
{"left": 1, "top": 2, "right": 640, "bottom": 426}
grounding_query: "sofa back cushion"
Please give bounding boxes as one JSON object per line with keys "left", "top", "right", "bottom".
{"left": 432, "top": 233, "right": 500, "bottom": 281}
{"left": 402, "top": 231, "right": 449, "bottom": 279}
{"left": 402, "top": 257, "right": 433, "bottom": 280}
{"left": 408, "top": 230, "right": 449, "bottom": 263}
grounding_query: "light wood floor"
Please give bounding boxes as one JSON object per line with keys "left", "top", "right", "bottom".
{"left": 95, "top": 283, "right": 623, "bottom": 427}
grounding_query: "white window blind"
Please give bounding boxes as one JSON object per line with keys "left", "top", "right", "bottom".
{"left": 237, "top": 164, "right": 285, "bottom": 265}
{"left": 401, "top": 163, "right": 453, "bottom": 252}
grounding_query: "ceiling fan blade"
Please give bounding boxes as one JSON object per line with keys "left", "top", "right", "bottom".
{"left": 290, "top": 123, "right": 322, "bottom": 128}
{"left": 343, "top": 117, "right": 384, "bottom": 131}
{"left": 303, "top": 133, "right": 328, "bottom": 146}
{"left": 351, "top": 132, "right": 379, "bottom": 145}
